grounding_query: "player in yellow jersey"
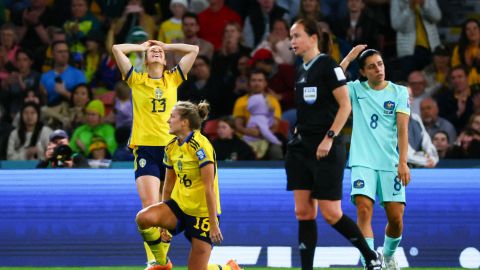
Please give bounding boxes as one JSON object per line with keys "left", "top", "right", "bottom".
{"left": 112, "top": 40, "right": 199, "bottom": 270}
{"left": 136, "top": 101, "right": 242, "bottom": 270}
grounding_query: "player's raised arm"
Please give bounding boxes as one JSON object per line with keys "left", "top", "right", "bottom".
{"left": 340, "top": 44, "right": 368, "bottom": 72}
{"left": 149, "top": 41, "right": 199, "bottom": 75}
{"left": 111, "top": 42, "right": 149, "bottom": 76}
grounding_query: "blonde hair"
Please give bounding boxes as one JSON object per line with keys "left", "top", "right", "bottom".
{"left": 174, "top": 100, "right": 210, "bottom": 130}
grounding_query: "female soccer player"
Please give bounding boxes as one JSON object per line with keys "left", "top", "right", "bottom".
{"left": 286, "top": 19, "right": 382, "bottom": 270}
{"left": 340, "top": 45, "right": 411, "bottom": 270}
{"left": 135, "top": 101, "right": 240, "bottom": 270}
{"left": 112, "top": 40, "right": 198, "bottom": 269}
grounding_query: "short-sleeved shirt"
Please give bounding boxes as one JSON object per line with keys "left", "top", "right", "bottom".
{"left": 163, "top": 130, "right": 221, "bottom": 217}
{"left": 40, "top": 65, "right": 87, "bottom": 106}
{"left": 232, "top": 94, "right": 282, "bottom": 121}
{"left": 294, "top": 54, "right": 347, "bottom": 134}
{"left": 125, "top": 65, "right": 186, "bottom": 148}
{"left": 348, "top": 80, "right": 410, "bottom": 171}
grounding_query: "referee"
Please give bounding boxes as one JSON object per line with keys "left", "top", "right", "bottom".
{"left": 286, "top": 19, "right": 382, "bottom": 270}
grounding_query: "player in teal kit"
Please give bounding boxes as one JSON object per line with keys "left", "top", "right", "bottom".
{"left": 341, "top": 46, "right": 410, "bottom": 270}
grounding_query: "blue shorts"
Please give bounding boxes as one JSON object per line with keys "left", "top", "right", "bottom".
{"left": 165, "top": 199, "right": 219, "bottom": 245}
{"left": 350, "top": 166, "right": 406, "bottom": 206}
{"left": 133, "top": 146, "right": 166, "bottom": 181}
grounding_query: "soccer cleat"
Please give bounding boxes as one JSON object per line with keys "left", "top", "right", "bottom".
{"left": 384, "top": 255, "right": 400, "bottom": 270}
{"left": 145, "top": 257, "right": 173, "bottom": 270}
{"left": 226, "top": 259, "right": 243, "bottom": 270}
{"left": 365, "top": 250, "right": 383, "bottom": 270}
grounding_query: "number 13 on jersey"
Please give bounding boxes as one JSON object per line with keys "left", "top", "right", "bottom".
{"left": 151, "top": 98, "right": 166, "bottom": 112}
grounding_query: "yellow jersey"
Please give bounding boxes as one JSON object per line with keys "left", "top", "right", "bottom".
{"left": 163, "top": 130, "right": 221, "bottom": 217}
{"left": 232, "top": 93, "right": 282, "bottom": 121}
{"left": 125, "top": 66, "right": 186, "bottom": 148}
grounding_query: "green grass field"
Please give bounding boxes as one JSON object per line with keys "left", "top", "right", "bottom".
{"left": 0, "top": 267, "right": 463, "bottom": 270}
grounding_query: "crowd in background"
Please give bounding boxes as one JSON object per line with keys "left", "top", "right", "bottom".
{"left": 0, "top": 0, "right": 479, "bottom": 168}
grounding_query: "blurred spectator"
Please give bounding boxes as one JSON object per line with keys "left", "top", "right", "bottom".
{"left": 87, "top": 136, "right": 112, "bottom": 168}
{"left": 321, "top": 0, "right": 348, "bottom": 19}
{"left": 294, "top": 0, "right": 324, "bottom": 22}
{"left": 467, "top": 112, "right": 480, "bottom": 134}
{"left": 445, "top": 128, "right": 480, "bottom": 159}
{"left": 473, "top": 86, "right": 480, "bottom": 114}
{"left": 112, "top": 126, "right": 134, "bottom": 161}
{"left": 451, "top": 19, "right": 480, "bottom": 86}
{"left": 82, "top": 30, "right": 106, "bottom": 84}
{"left": 390, "top": 0, "right": 441, "bottom": 81}
{"left": 95, "top": 0, "right": 129, "bottom": 19}
{"left": 211, "top": 22, "right": 251, "bottom": 88}
{"left": 39, "top": 41, "right": 87, "bottom": 107}
{"left": 157, "top": 0, "right": 187, "bottom": 43}
{"left": 43, "top": 83, "right": 92, "bottom": 131}
{"left": 14, "top": 0, "right": 53, "bottom": 57}
{"left": 232, "top": 55, "right": 251, "bottom": 98}
{"left": 212, "top": 116, "right": 256, "bottom": 161}
{"left": 277, "top": 0, "right": 300, "bottom": 20}
{"left": 0, "top": 105, "right": 13, "bottom": 160}
{"left": 243, "top": 0, "right": 290, "bottom": 49}
{"left": 36, "top": 129, "right": 89, "bottom": 168}
{"left": 432, "top": 130, "right": 450, "bottom": 159}
{"left": 0, "top": 23, "right": 20, "bottom": 67}
{"left": 408, "top": 70, "right": 436, "bottom": 114}
{"left": 420, "top": 97, "right": 457, "bottom": 144}
{"left": 70, "top": 99, "right": 117, "bottom": 156}
{"left": 252, "top": 18, "right": 294, "bottom": 65}
{"left": 110, "top": 0, "right": 156, "bottom": 44}
{"left": 169, "top": 12, "right": 214, "bottom": 66}
{"left": 104, "top": 81, "right": 132, "bottom": 129}
{"left": 435, "top": 66, "right": 474, "bottom": 132}
{"left": 198, "top": 0, "right": 242, "bottom": 51}
{"left": 242, "top": 78, "right": 283, "bottom": 159}
{"left": 407, "top": 87, "right": 438, "bottom": 167}
{"left": 423, "top": 44, "right": 450, "bottom": 92}
{"left": 332, "top": 0, "right": 381, "bottom": 50}
{"left": 249, "top": 48, "right": 295, "bottom": 113}
{"left": 63, "top": 0, "right": 101, "bottom": 66}
{"left": 233, "top": 69, "right": 283, "bottom": 160}
{"left": 7, "top": 102, "right": 52, "bottom": 160}
{"left": 1, "top": 49, "right": 40, "bottom": 120}
{"left": 178, "top": 56, "right": 229, "bottom": 118}
{"left": 41, "top": 27, "right": 67, "bottom": 72}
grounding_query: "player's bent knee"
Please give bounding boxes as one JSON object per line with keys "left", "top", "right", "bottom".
{"left": 295, "top": 207, "right": 316, "bottom": 220}
{"left": 320, "top": 209, "right": 342, "bottom": 225}
{"left": 356, "top": 203, "right": 373, "bottom": 218}
{"left": 135, "top": 209, "right": 154, "bottom": 229}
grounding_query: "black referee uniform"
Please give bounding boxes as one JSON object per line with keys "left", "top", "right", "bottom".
{"left": 285, "top": 54, "right": 347, "bottom": 200}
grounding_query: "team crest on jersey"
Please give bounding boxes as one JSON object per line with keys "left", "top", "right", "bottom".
{"left": 139, "top": 158, "right": 147, "bottom": 168}
{"left": 353, "top": 179, "right": 365, "bottom": 189}
{"left": 303, "top": 87, "right": 317, "bottom": 104}
{"left": 383, "top": 100, "right": 395, "bottom": 115}
{"left": 177, "top": 160, "right": 183, "bottom": 171}
{"left": 155, "top": 88, "right": 163, "bottom": 99}
{"left": 196, "top": 149, "right": 206, "bottom": 160}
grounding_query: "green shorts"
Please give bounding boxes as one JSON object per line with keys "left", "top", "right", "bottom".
{"left": 350, "top": 166, "right": 405, "bottom": 206}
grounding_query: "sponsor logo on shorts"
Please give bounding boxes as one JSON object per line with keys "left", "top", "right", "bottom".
{"left": 139, "top": 158, "right": 146, "bottom": 168}
{"left": 393, "top": 192, "right": 401, "bottom": 196}
{"left": 353, "top": 179, "right": 364, "bottom": 188}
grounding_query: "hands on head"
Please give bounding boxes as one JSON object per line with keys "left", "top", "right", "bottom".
{"left": 141, "top": 40, "right": 166, "bottom": 51}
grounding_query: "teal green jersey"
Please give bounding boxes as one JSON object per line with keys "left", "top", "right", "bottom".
{"left": 347, "top": 80, "right": 410, "bottom": 171}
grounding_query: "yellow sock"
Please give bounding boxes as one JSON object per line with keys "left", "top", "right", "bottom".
{"left": 143, "top": 242, "right": 155, "bottom": 263}
{"left": 138, "top": 227, "right": 168, "bottom": 265}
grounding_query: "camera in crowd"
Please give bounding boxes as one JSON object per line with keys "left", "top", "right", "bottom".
{"left": 50, "top": 144, "right": 73, "bottom": 168}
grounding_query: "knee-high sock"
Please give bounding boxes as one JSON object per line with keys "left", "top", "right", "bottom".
{"left": 360, "top": 237, "right": 375, "bottom": 266}
{"left": 139, "top": 227, "right": 169, "bottom": 265}
{"left": 331, "top": 215, "right": 377, "bottom": 262}
{"left": 299, "top": 220, "right": 317, "bottom": 270}
{"left": 383, "top": 235, "right": 402, "bottom": 257}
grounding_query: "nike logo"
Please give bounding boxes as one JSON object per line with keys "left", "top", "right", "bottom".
{"left": 357, "top": 97, "right": 366, "bottom": 100}
{"left": 392, "top": 192, "right": 401, "bottom": 196}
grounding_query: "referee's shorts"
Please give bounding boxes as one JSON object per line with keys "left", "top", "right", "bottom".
{"left": 285, "top": 132, "right": 346, "bottom": 200}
